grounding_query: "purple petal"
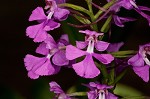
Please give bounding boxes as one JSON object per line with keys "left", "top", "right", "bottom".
{"left": 107, "top": 92, "right": 118, "bottom": 99}
{"left": 66, "top": 45, "right": 86, "bottom": 60}
{"left": 79, "top": 30, "right": 103, "bottom": 37}
{"left": 119, "top": 16, "right": 136, "bottom": 23}
{"left": 43, "top": 20, "right": 60, "bottom": 31}
{"left": 88, "top": 91, "right": 97, "bottom": 99}
{"left": 36, "top": 42, "right": 49, "bottom": 55}
{"left": 133, "top": 65, "right": 149, "bottom": 82}
{"left": 45, "top": 35, "right": 57, "bottom": 49}
{"left": 93, "top": 53, "right": 114, "bottom": 64}
{"left": 128, "top": 54, "right": 144, "bottom": 67}
{"left": 73, "top": 54, "right": 100, "bottom": 78}
{"left": 28, "top": 71, "right": 39, "bottom": 79}
{"left": 76, "top": 41, "right": 88, "bottom": 49}
{"left": 135, "top": 8, "right": 150, "bottom": 26}
{"left": 34, "top": 59, "right": 56, "bottom": 76}
{"left": 55, "top": 0, "right": 66, "bottom": 4}
{"left": 95, "top": 41, "right": 109, "bottom": 51}
{"left": 29, "top": 7, "right": 46, "bottom": 21}
{"left": 138, "top": 6, "right": 150, "bottom": 11}
{"left": 54, "top": 8, "right": 70, "bottom": 21}
{"left": 107, "top": 42, "right": 124, "bottom": 52}
{"left": 24, "top": 54, "right": 43, "bottom": 71}
{"left": 52, "top": 50, "right": 69, "bottom": 66}
{"left": 26, "top": 22, "right": 48, "bottom": 42}
{"left": 113, "top": 15, "right": 124, "bottom": 27}
{"left": 49, "top": 81, "right": 64, "bottom": 94}
{"left": 60, "top": 34, "right": 69, "bottom": 42}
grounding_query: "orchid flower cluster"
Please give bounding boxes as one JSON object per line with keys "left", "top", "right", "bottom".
{"left": 24, "top": 0, "right": 150, "bottom": 99}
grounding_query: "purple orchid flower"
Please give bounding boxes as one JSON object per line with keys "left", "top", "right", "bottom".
{"left": 112, "top": 0, "right": 150, "bottom": 26}
{"left": 107, "top": 0, "right": 136, "bottom": 27}
{"left": 66, "top": 30, "right": 114, "bottom": 78}
{"left": 26, "top": 0, "right": 69, "bottom": 42}
{"left": 24, "top": 34, "right": 69, "bottom": 79}
{"left": 49, "top": 81, "right": 71, "bottom": 99}
{"left": 128, "top": 43, "right": 150, "bottom": 82}
{"left": 85, "top": 82, "right": 118, "bottom": 99}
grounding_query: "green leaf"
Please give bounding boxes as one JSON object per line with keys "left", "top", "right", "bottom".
{"left": 114, "top": 83, "right": 145, "bottom": 99}
{"left": 59, "top": 3, "right": 91, "bottom": 16}
{"left": 111, "top": 50, "right": 137, "bottom": 57}
{"left": 101, "top": 15, "right": 112, "bottom": 33}
{"left": 94, "top": 0, "right": 116, "bottom": 20}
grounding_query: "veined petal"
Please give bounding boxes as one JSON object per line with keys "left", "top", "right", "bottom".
{"left": 29, "top": 7, "right": 46, "bottom": 21}
{"left": 36, "top": 42, "right": 49, "bottom": 55}
{"left": 43, "top": 20, "right": 60, "bottom": 31}
{"left": 60, "top": 34, "right": 69, "bottom": 42}
{"left": 128, "top": 54, "right": 144, "bottom": 67}
{"left": 73, "top": 54, "right": 100, "bottom": 78}
{"left": 54, "top": 8, "right": 70, "bottom": 21}
{"left": 76, "top": 41, "right": 88, "bottom": 49}
{"left": 133, "top": 65, "right": 149, "bottom": 82}
{"left": 138, "top": 6, "right": 150, "bottom": 11}
{"left": 34, "top": 59, "right": 57, "bottom": 75}
{"left": 49, "top": 81, "right": 64, "bottom": 94}
{"left": 88, "top": 91, "right": 97, "bottom": 99}
{"left": 113, "top": 15, "right": 124, "bottom": 27}
{"left": 26, "top": 22, "right": 48, "bottom": 42}
{"left": 93, "top": 53, "right": 114, "bottom": 64}
{"left": 52, "top": 50, "right": 69, "bottom": 66}
{"left": 66, "top": 45, "right": 86, "bottom": 60}
{"left": 45, "top": 35, "right": 57, "bottom": 49}
{"left": 28, "top": 71, "right": 39, "bottom": 79}
{"left": 24, "top": 54, "right": 44, "bottom": 71}
{"left": 95, "top": 41, "right": 109, "bottom": 51}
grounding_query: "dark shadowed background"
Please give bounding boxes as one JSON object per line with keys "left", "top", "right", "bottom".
{"left": 0, "top": 0, "right": 150, "bottom": 99}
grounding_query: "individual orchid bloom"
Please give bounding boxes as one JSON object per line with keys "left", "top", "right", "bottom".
{"left": 66, "top": 30, "right": 114, "bottom": 78}
{"left": 112, "top": 15, "right": 136, "bottom": 27}
{"left": 86, "top": 82, "right": 118, "bottom": 99}
{"left": 111, "top": 0, "right": 150, "bottom": 26}
{"left": 49, "top": 81, "right": 71, "bottom": 99}
{"left": 24, "top": 34, "right": 69, "bottom": 79}
{"left": 26, "top": 7, "right": 60, "bottom": 42}
{"left": 128, "top": 43, "right": 150, "bottom": 82}
{"left": 45, "top": 0, "right": 70, "bottom": 21}
{"left": 107, "top": 0, "right": 136, "bottom": 27}
{"left": 26, "top": 1, "right": 70, "bottom": 42}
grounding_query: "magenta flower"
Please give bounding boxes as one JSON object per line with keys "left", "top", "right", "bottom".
{"left": 107, "top": 0, "right": 136, "bottom": 27}
{"left": 49, "top": 81, "right": 71, "bottom": 99}
{"left": 66, "top": 30, "right": 114, "bottom": 78}
{"left": 112, "top": 0, "right": 150, "bottom": 26}
{"left": 85, "top": 82, "right": 118, "bottom": 99}
{"left": 24, "top": 34, "right": 69, "bottom": 79}
{"left": 26, "top": 0, "right": 69, "bottom": 42}
{"left": 128, "top": 43, "right": 150, "bottom": 82}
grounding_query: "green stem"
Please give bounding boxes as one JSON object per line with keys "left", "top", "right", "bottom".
{"left": 94, "top": 0, "right": 116, "bottom": 20}
{"left": 113, "top": 69, "right": 127, "bottom": 85}
{"left": 59, "top": 3, "right": 91, "bottom": 16}
{"left": 96, "top": 63, "right": 109, "bottom": 83}
{"left": 68, "top": 92, "right": 87, "bottom": 96}
{"left": 101, "top": 15, "right": 112, "bottom": 33}
{"left": 86, "top": 0, "right": 98, "bottom": 31}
